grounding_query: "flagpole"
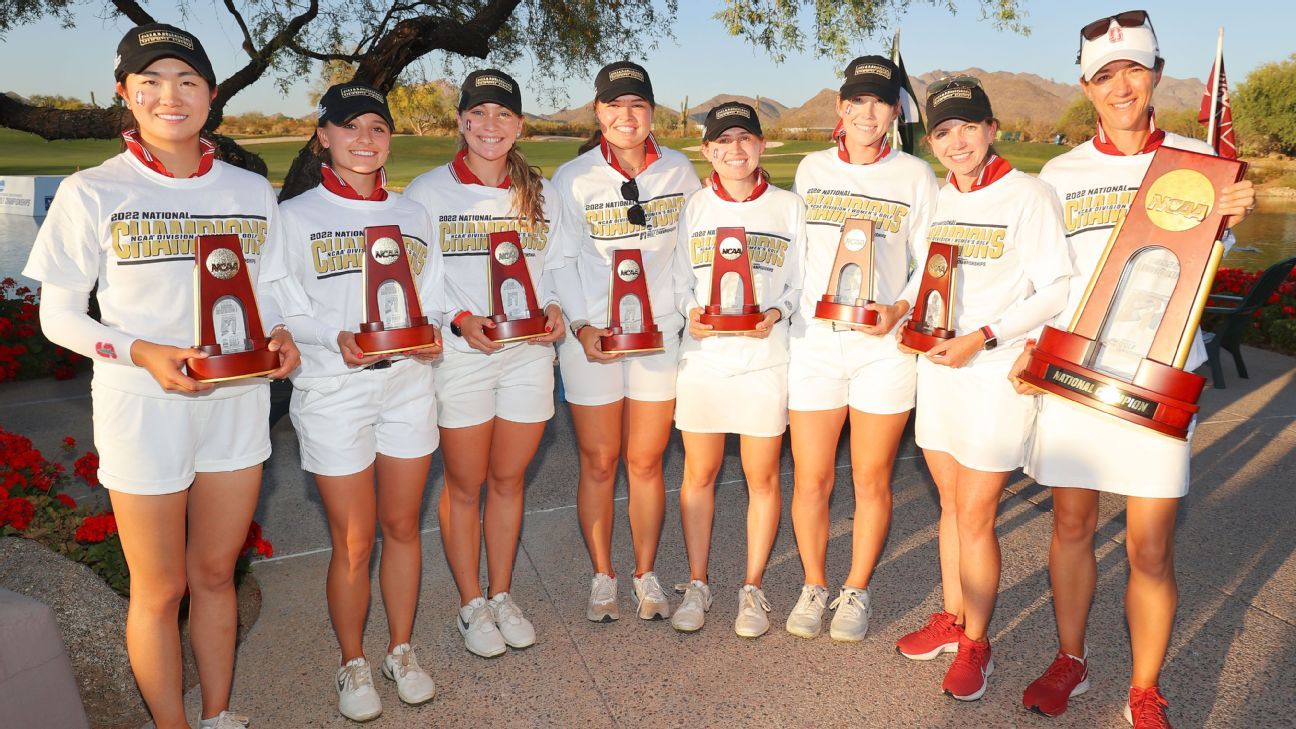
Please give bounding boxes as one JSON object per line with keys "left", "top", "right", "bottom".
{"left": 891, "top": 28, "right": 902, "bottom": 150}
{"left": 1207, "top": 27, "right": 1223, "bottom": 147}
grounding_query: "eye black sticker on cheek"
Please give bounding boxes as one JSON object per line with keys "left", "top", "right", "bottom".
{"left": 136, "top": 91, "right": 145, "bottom": 106}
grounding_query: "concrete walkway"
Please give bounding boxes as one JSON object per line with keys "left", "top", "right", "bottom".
{"left": 4, "top": 347, "right": 1294, "bottom": 728}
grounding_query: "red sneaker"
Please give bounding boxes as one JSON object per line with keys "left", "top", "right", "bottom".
{"left": 1022, "top": 651, "right": 1090, "bottom": 717}
{"left": 1124, "top": 685, "right": 1172, "bottom": 728}
{"left": 896, "top": 611, "right": 963, "bottom": 660}
{"left": 942, "top": 634, "right": 994, "bottom": 701}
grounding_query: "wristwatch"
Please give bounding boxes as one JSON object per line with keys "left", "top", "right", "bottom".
{"left": 980, "top": 325, "right": 998, "bottom": 350}
{"left": 450, "top": 310, "right": 471, "bottom": 337}
{"left": 570, "top": 319, "right": 590, "bottom": 338}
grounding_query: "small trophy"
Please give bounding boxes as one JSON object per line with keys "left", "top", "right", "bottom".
{"left": 354, "top": 224, "right": 438, "bottom": 355}
{"left": 485, "top": 230, "right": 549, "bottom": 342}
{"left": 699, "top": 226, "right": 764, "bottom": 333}
{"left": 899, "top": 243, "right": 959, "bottom": 353}
{"left": 814, "top": 218, "right": 879, "bottom": 327}
{"left": 600, "top": 248, "right": 665, "bottom": 353}
{"left": 187, "top": 234, "right": 280, "bottom": 383}
{"left": 1020, "top": 148, "right": 1247, "bottom": 439}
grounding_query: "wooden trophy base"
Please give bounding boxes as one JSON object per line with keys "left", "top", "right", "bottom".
{"left": 815, "top": 298, "right": 879, "bottom": 327}
{"left": 1019, "top": 326, "right": 1203, "bottom": 440}
{"left": 700, "top": 305, "right": 764, "bottom": 333}
{"left": 355, "top": 317, "right": 438, "bottom": 356}
{"left": 188, "top": 339, "right": 279, "bottom": 383}
{"left": 486, "top": 313, "right": 549, "bottom": 343}
{"left": 898, "top": 323, "right": 954, "bottom": 354}
{"left": 601, "top": 328, "right": 665, "bottom": 354}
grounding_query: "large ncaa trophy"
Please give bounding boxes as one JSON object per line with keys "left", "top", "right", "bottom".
{"left": 899, "top": 242, "right": 959, "bottom": 353}
{"left": 815, "top": 218, "right": 880, "bottom": 326}
{"left": 1020, "top": 148, "right": 1247, "bottom": 439}
{"left": 485, "top": 230, "right": 548, "bottom": 342}
{"left": 699, "top": 226, "right": 764, "bottom": 332}
{"left": 188, "top": 234, "right": 280, "bottom": 382}
{"left": 600, "top": 248, "right": 665, "bottom": 353}
{"left": 354, "top": 224, "right": 438, "bottom": 355}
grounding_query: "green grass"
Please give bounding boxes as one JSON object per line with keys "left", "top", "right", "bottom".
{"left": 0, "top": 128, "right": 1070, "bottom": 191}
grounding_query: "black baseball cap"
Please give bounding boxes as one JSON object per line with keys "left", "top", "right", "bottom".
{"left": 459, "top": 69, "right": 523, "bottom": 115}
{"left": 924, "top": 77, "right": 994, "bottom": 130}
{"left": 317, "top": 82, "right": 394, "bottom": 129}
{"left": 703, "top": 101, "right": 763, "bottom": 141}
{"left": 114, "top": 23, "right": 216, "bottom": 87}
{"left": 840, "top": 55, "right": 900, "bottom": 104}
{"left": 594, "top": 61, "right": 654, "bottom": 105}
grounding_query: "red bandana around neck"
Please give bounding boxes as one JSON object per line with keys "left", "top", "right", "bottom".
{"left": 600, "top": 133, "right": 662, "bottom": 180}
{"left": 708, "top": 169, "right": 769, "bottom": 203}
{"left": 122, "top": 129, "right": 215, "bottom": 178}
{"left": 946, "top": 153, "right": 1013, "bottom": 193}
{"left": 832, "top": 121, "right": 891, "bottom": 165}
{"left": 450, "top": 148, "right": 511, "bottom": 189}
{"left": 320, "top": 163, "right": 388, "bottom": 202}
{"left": 1093, "top": 110, "right": 1165, "bottom": 156}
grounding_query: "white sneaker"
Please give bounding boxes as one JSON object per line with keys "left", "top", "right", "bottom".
{"left": 198, "top": 712, "right": 250, "bottom": 729}
{"left": 336, "top": 657, "right": 382, "bottom": 722}
{"left": 734, "top": 584, "right": 772, "bottom": 638}
{"left": 785, "top": 584, "right": 830, "bottom": 639}
{"left": 587, "top": 573, "right": 619, "bottom": 622}
{"left": 382, "top": 643, "right": 435, "bottom": 705}
{"left": 829, "top": 586, "right": 872, "bottom": 642}
{"left": 632, "top": 571, "right": 671, "bottom": 620}
{"left": 457, "top": 596, "right": 507, "bottom": 658}
{"left": 489, "top": 592, "right": 537, "bottom": 649}
{"left": 670, "top": 580, "right": 712, "bottom": 632}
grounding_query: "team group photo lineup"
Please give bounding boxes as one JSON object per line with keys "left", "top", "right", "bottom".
{"left": 11, "top": 3, "right": 1282, "bottom": 728}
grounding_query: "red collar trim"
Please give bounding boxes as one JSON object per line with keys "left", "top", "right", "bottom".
{"left": 708, "top": 169, "right": 769, "bottom": 203}
{"left": 832, "top": 122, "right": 890, "bottom": 164}
{"left": 122, "top": 129, "right": 215, "bottom": 178}
{"left": 600, "top": 133, "right": 662, "bottom": 179}
{"left": 946, "top": 154, "right": 1013, "bottom": 192}
{"left": 320, "top": 163, "right": 389, "bottom": 202}
{"left": 449, "top": 148, "right": 511, "bottom": 189}
{"left": 1093, "top": 110, "right": 1165, "bottom": 156}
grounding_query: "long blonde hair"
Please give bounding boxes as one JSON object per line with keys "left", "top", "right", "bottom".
{"left": 458, "top": 136, "right": 546, "bottom": 232}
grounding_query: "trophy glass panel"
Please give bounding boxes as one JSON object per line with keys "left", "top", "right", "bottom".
{"left": 213, "top": 295, "right": 250, "bottom": 354}
{"left": 922, "top": 289, "right": 945, "bottom": 333}
{"left": 500, "top": 277, "right": 527, "bottom": 320}
{"left": 377, "top": 279, "right": 410, "bottom": 329}
{"left": 618, "top": 293, "right": 644, "bottom": 334}
{"left": 836, "top": 263, "right": 862, "bottom": 305}
{"left": 1091, "top": 246, "right": 1181, "bottom": 380}
{"left": 719, "top": 271, "right": 745, "bottom": 315}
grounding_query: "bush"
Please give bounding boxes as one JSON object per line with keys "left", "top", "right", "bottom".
{"left": 0, "top": 278, "right": 83, "bottom": 382}
{"left": 1203, "top": 265, "right": 1296, "bottom": 355}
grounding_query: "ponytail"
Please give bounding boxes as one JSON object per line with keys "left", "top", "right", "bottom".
{"left": 458, "top": 136, "right": 547, "bottom": 232}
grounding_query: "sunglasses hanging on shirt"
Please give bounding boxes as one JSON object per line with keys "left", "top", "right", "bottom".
{"left": 620, "top": 178, "right": 648, "bottom": 227}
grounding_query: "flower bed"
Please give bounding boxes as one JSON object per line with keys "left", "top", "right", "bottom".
{"left": 1206, "top": 266, "right": 1296, "bottom": 355}
{"left": 0, "top": 278, "right": 84, "bottom": 382}
{"left": 1, "top": 427, "right": 271, "bottom": 597}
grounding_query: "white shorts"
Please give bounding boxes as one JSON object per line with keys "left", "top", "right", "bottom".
{"left": 557, "top": 315, "right": 683, "bottom": 406}
{"left": 1024, "top": 395, "right": 1192, "bottom": 498}
{"left": 434, "top": 344, "right": 556, "bottom": 428}
{"left": 91, "top": 383, "right": 271, "bottom": 495}
{"left": 290, "top": 359, "right": 438, "bottom": 477}
{"left": 676, "top": 359, "right": 788, "bottom": 437}
{"left": 914, "top": 347, "right": 1036, "bottom": 472}
{"left": 787, "top": 321, "right": 916, "bottom": 414}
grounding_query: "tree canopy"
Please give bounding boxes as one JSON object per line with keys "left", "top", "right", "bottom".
{"left": 1233, "top": 54, "right": 1296, "bottom": 155}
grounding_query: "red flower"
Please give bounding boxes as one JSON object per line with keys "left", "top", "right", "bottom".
{"left": 1284, "top": 306, "right": 1296, "bottom": 316}
{"left": 74, "top": 452, "right": 100, "bottom": 487}
{"left": 1, "top": 497, "right": 35, "bottom": 531}
{"left": 62, "top": 437, "right": 76, "bottom": 449}
{"left": 1269, "top": 293, "right": 1281, "bottom": 305}
{"left": 242, "top": 521, "right": 274, "bottom": 559}
{"left": 56, "top": 494, "right": 77, "bottom": 509}
{"left": 74, "top": 513, "right": 118, "bottom": 543}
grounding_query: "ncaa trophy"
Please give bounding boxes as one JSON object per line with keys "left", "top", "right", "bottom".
{"left": 699, "top": 226, "right": 764, "bottom": 332}
{"left": 485, "top": 230, "right": 549, "bottom": 342}
{"left": 354, "top": 224, "right": 438, "bottom": 355}
{"left": 815, "top": 218, "right": 880, "bottom": 327}
{"left": 188, "top": 233, "right": 280, "bottom": 382}
{"left": 899, "top": 243, "right": 959, "bottom": 353}
{"left": 600, "top": 248, "right": 665, "bottom": 353}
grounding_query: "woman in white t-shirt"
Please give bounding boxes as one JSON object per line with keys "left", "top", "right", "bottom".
{"left": 893, "top": 77, "right": 1071, "bottom": 703}
{"left": 551, "top": 61, "right": 701, "bottom": 622}
{"left": 668, "top": 102, "right": 803, "bottom": 638}
{"left": 404, "top": 69, "right": 565, "bottom": 659}
{"left": 272, "top": 83, "right": 442, "bottom": 722}
{"left": 24, "top": 24, "right": 298, "bottom": 729}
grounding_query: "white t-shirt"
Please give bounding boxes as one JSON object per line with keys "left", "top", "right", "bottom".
{"left": 926, "top": 168, "right": 1072, "bottom": 345}
{"left": 404, "top": 164, "right": 567, "bottom": 355}
{"left": 24, "top": 152, "right": 285, "bottom": 399}
{"left": 672, "top": 184, "right": 806, "bottom": 374}
{"left": 270, "top": 185, "right": 442, "bottom": 379}
{"left": 1038, "top": 133, "right": 1226, "bottom": 371}
{"left": 550, "top": 145, "right": 702, "bottom": 327}
{"left": 792, "top": 147, "right": 939, "bottom": 333}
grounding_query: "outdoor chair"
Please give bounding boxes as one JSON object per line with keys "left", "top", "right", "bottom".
{"left": 1202, "top": 255, "right": 1296, "bottom": 389}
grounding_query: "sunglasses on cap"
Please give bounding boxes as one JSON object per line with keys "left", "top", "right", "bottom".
{"left": 927, "top": 75, "right": 982, "bottom": 96}
{"left": 620, "top": 178, "right": 647, "bottom": 227}
{"left": 1080, "top": 10, "right": 1152, "bottom": 41}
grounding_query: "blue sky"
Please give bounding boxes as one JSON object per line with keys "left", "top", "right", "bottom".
{"left": 0, "top": 1, "right": 1288, "bottom": 117}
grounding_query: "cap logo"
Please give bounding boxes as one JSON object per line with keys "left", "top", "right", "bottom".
{"left": 474, "top": 75, "right": 514, "bottom": 93}
{"left": 316, "top": 104, "right": 326, "bottom": 119}
{"left": 715, "top": 106, "right": 750, "bottom": 120}
{"left": 137, "top": 29, "right": 195, "bottom": 50}
{"left": 933, "top": 87, "right": 973, "bottom": 106}
{"left": 609, "top": 68, "right": 646, "bottom": 83}
{"left": 114, "top": 54, "right": 122, "bottom": 70}
{"left": 1108, "top": 23, "right": 1124, "bottom": 43}
{"left": 855, "top": 63, "right": 893, "bottom": 79}
{"left": 341, "top": 86, "right": 385, "bottom": 103}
